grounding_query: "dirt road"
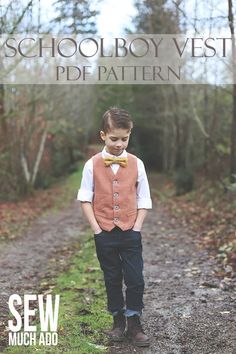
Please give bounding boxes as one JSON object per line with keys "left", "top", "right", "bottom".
{"left": 111, "top": 204, "right": 236, "bottom": 354}
{"left": 0, "top": 202, "right": 86, "bottom": 351}
{"left": 0, "top": 200, "right": 235, "bottom": 353}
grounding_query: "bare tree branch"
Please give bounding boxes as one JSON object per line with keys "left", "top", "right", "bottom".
{"left": 10, "top": 0, "right": 34, "bottom": 34}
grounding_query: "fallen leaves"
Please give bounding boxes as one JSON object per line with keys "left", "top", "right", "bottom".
{"left": 183, "top": 267, "right": 201, "bottom": 276}
{"left": 159, "top": 179, "right": 236, "bottom": 274}
{"left": 0, "top": 182, "right": 72, "bottom": 241}
{"left": 200, "top": 281, "right": 219, "bottom": 289}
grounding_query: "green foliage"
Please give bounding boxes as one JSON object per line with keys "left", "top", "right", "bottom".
{"left": 175, "top": 168, "right": 194, "bottom": 196}
{"left": 52, "top": 0, "right": 98, "bottom": 34}
{"left": 229, "top": 174, "right": 236, "bottom": 185}
{"left": 216, "top": 143, "right": 230, "bottom": 156}
{"left": 133, "top": 0, "right": 180, "bottom": 33}
{"left": 220, "top": 175, "right": 236, "bottom": 193}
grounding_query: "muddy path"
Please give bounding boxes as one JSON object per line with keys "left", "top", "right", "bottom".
{"left": 0, "top": 201, "right": 87, "bottom": 350}
{"left": 0, "top": 199, "right": 235, "bottom": 353}
{"left": 109, "top": 204, "right": 236, "bottom": 354}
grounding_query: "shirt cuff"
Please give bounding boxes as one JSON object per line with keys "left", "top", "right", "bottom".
{"left": 77, "top": 189, "right": 94, "bottom": 202}
{"left": 137, "top": 198, "right": 152, "bottom": 209}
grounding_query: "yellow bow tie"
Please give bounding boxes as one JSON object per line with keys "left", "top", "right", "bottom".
{"left": 104, "top": 157, "right": 128, "bottom": 167}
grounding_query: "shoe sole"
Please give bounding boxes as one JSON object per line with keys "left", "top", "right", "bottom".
{"left": 108, "top": 336, "right": 125, "bottom": 342}
{"left": 126, "top": 334, "right": 150, "bottom": 347}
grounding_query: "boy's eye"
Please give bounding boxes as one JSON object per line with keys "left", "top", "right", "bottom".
{"left": 110, "top": 137, "right": 128, "bottom": 142}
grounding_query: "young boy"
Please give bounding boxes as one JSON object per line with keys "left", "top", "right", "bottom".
{"left": 77, "top": 107, "right": 152, "bottom": 347}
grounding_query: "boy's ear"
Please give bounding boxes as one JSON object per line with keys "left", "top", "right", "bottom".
{"left": 100, "top": 130, "right": 106, "bottom": 141}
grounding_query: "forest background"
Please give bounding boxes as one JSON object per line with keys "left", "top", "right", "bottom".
{"left": 0, "top": 0, "right": 236, "bottom": 269}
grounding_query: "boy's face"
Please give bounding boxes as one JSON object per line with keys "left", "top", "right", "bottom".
{"left": 100, "top": 127, "right": 131, "bottom": 156}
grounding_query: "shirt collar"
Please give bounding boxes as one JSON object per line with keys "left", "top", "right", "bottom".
{"left": 102, "top": 146, "right": 127, "bottom": 158}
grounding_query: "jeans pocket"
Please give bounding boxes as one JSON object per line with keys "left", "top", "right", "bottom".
{"left": 131, "top": 229, "right": 142, "bottom": 239}
{"left": 94, "top": 230, "right": 104, "bottom": 237}
{"left": 132, "top": 229, "right": 141, "bottom": 234}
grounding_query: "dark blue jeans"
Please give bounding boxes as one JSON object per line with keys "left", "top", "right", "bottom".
{"left": 94, "top": 227, "right": 144, "bottom": 313}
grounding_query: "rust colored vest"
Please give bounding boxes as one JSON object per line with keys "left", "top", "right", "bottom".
{"left": 92, "top": 152, "right": 138, "bottom": 231}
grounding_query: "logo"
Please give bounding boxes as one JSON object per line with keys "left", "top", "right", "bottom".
{"left": 8, "top": 294, "right": 60, "bottom": 346}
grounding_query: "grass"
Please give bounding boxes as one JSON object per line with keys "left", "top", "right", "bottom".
{"left": 44, "top": 166, "right": 83, "bottom": 214}
{"left": 3, "top": 235, "right": 111, "bottom": 354}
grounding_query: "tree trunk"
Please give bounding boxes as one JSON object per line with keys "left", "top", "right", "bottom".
{"left": 228, "top": 0, "right": 236, "bottom": 181}
{"left": 172, "top": 87, "right": 183, "bottom": 169}
{"left": 230, "top": 86, "right": 236, "bottom": 181}
{"left": 21, "top": 127, "right": 48, "bottom": 191}
{"left": 203, "top": 85, "right": 209, "bottom": 176}
{"left": 0, "top": 84, "right": 7, "bottom": 142}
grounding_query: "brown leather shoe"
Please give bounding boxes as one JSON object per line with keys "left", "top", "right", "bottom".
{"left": 104, "top": 312, "right": 126, "bottom": 342}
{"left": 126, "top": 315, "right": 150, "bottom": 347}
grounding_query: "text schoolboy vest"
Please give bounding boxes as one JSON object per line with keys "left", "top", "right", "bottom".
{"left": 92, "top": 152, "right": 138, "bottom": 231}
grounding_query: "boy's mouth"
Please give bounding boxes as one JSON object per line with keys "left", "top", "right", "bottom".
{"left": 113, "top": 148, "right": 123, "bottom": 155}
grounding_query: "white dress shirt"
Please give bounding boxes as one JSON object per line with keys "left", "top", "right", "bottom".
{"left": 77, "top": 147, "right": 152, "bottom": 209}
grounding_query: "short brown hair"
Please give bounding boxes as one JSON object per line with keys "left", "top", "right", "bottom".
{"left": 102, "top": 107, "right": 133, "bottom": 133}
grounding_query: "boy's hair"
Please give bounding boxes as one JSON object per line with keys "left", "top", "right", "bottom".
{"left": 102, "top": 107, "right": 133, "bottom": 133}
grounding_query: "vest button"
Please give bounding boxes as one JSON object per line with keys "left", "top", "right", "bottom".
{"left": 114, "top": 217, "right": 119, "bottom": 222}
{"left": 113, "top": 180, "right": 118, "bottom": 185}
{"left": 114, "top": 205, "right": 119, "bottom": 210}
{"left": 113, "top": 192, "right": 119, "bottom": 198}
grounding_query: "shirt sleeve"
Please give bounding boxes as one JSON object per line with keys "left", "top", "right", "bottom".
{"left": 136, "top": 158, "right": 152, "bottom": 209}
{"left": 77, "top": 159, "right": 94, "bottom": 202}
